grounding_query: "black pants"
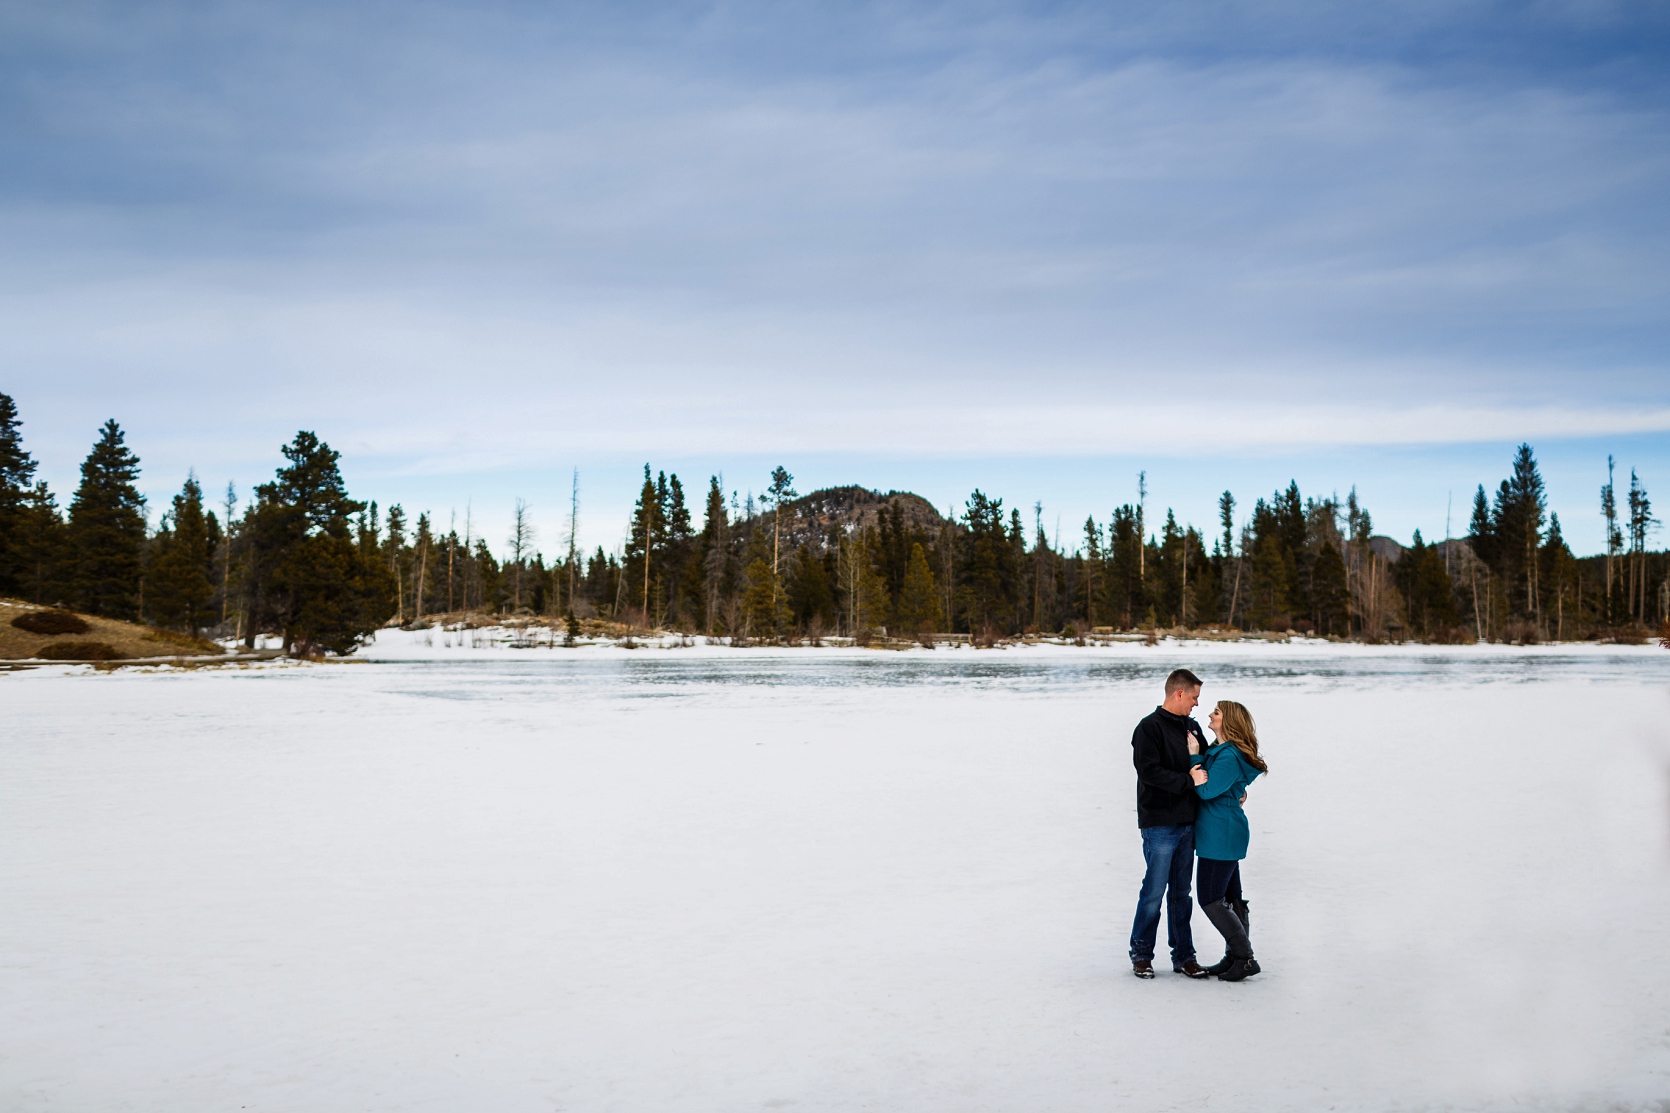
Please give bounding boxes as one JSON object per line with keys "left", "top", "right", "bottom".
{"left": 1196, "top": 857, "right": 1243, "bottom": 906}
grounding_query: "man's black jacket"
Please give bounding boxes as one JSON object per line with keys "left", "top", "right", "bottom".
{"left": 1132, "top": 706, "right": 1208, "bottom": 828}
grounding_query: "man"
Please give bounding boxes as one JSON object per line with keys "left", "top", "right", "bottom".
{"left": 1129, "top": 668, "right": 1210, "bottom": 979}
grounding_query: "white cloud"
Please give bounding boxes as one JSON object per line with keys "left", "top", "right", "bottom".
{"left": 3, "top": 0, "right": 1667, "bottom": 554}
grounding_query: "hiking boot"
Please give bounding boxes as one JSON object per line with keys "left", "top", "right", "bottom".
{"left": 1132, "top": 961, "right": 1155, "bottom": 979}
{"left": 1173, "top": 960, "right": 1210, "bottom": 979}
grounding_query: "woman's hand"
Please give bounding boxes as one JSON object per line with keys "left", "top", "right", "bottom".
{"left": 1186, "top": 733, "right": 1201, "bottom": 756}
{"left": 1190, "top": 766, "right": 1208, "bottom": 786}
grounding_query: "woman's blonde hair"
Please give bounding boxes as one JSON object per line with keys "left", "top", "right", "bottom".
{"left": 1215, "top": 700, "right": 1268, "bottom": 773}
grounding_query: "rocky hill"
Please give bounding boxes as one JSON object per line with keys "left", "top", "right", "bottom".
{"left": 1368, "top": 536, "right": 1475, "bottom": 565}
{"left": 741, "top": 486, "right": 948, "bottom": 551}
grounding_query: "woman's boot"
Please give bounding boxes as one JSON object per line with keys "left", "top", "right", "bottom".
{"left": 1203, "top": 896, "right": 1250, "bottom": 975}
{"left": 1227, "top": 894, "right": 1250, "bottom": 933}
{"left": 1202, "top": 899, "right": 1258, "bottom": 981}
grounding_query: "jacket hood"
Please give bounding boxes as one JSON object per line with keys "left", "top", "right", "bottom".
{"left": 1207, "top": 740, "right": 1260, "bottom": 777}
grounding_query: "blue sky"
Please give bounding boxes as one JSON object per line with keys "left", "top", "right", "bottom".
{"left": 3, "top": 1, "right": 1667, "bottom": 557}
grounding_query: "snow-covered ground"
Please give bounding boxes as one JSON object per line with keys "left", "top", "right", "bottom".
{"left": 3, "top": 642, "right": 1668, "bottom": 1111}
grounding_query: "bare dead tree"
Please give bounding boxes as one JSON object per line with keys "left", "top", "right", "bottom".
{"left": 509, "top": 498, "right": 534, "bottom": 612}
{"left": 566, "top": 469, "right": 580, "bottom": 613}
{"left": 614, "top": 540, "right": 627, "bottom": 620}
{"left": 1174, "top": 525, "right": 1187, "bottom": 628}
{"left": 1033, "top": 501, "right": 1044, "bottom": 630}
{"left": 221, "top": 482, "right": 237, "bottom": 625}
{"left": 1137, "top": 471, "right": 1147, "bottom": 579}
{"left": 462, "top": 502, "right": 473, "bottom": 611}
{"left": 414, "top": 513, "right": 429, "bottom": 622}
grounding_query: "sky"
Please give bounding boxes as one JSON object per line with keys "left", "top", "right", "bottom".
{"left": 3, "top": 0, "right": 1668, "bottom": 558}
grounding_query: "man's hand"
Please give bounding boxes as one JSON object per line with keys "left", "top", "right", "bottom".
{"left": 1239, "top": 792, "right": 1248, "bottom": 805}
{"left": 1190, "top": 766, "right": 1208, "bottom": 787}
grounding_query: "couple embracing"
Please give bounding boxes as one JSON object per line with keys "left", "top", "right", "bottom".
{"left": 1129, "top": 668, "right": 1268, "bottom": 982}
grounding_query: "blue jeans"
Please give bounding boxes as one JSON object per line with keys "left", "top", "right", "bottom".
{"left": 1129, "top": 824, "right": 1196, "bottom": 966}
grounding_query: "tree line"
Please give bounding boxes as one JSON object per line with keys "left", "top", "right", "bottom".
{"left": 0, "top": 392, "right": 1663, "bottom": 652}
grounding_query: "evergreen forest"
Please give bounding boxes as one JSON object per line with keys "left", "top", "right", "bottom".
{"left": 1, "top": 393, "right": 1664, "bottom": 654}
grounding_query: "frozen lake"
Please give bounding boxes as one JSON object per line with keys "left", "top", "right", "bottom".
{"left": 4, "top": 638, "right": 1669, "bottom": 1111}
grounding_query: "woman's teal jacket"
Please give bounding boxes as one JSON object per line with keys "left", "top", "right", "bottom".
{"left": 1190, "top": 743, "right": 1262, "bottom": 861}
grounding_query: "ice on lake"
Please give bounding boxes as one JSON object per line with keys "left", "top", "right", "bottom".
{"left": 4, "top": 636, "right": 1669, "bottom": 1111}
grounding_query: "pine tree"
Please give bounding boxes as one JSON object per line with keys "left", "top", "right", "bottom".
{"left": 859, "top": 531, "right": 892, "bottom": 637}
{"left": 0, "top": 392, "right": 39, "bottom": 593}
{"left": 1217, "top": 491, "right": 1240, "bottom": 628}
{"left": 473, "top": 537, "right": 503, "bottom": 612}
{"left": 1185, "top": 530, "right": 1219, "bottom": 627}
{"left": 1469, "top": 484, "right": 1497, "bottom": 567}
{"left": 958, "top": 491, "right": 1016, "bottom": 636}
{"left": 1081, "top": 516, "right": 1104, "bottom": 627}
{"left": 739, "top": 558, "right": 779, "bottom": 642}
{"left": 1246, "top": 532, "right": 1292, "bottom": 631}
{"left": 414, "top": 511, "right": 436, "bottom": 618}
{"left": 896, "top": 542, "right": 941, "bottom": 635}
{"left": 1154, "top": 509, "right": 1185, "bottom": 626}
{"left": 1399, "top": 531, "right": 1458, "bottom": 638}
{"left": 787, "top": 543, "right": 836, "bottom": 631}
{"left": 1273, "top": 482, "right": 1308, "bottom": 618}
{"left": 1540, "top": 513, "right": 1580, "bottom": 640}
{"left": 662, "top": 474, "right": 695, "bottom": 626}
{"left": 1601, "top": 458, "right": 1622, "bottom": 624}
{"left": 68, "top": 420, "right": 146, "bottom": 618}
{"left": 1490, "top": 444, "right": 1546, "bottom": 619}
{"left": 1311, "top": 541, "right": 1348, "bottom": 636}
{"left": 1345, "top": 487, "right": 1379, "bottom": 636}
{"left": 766, "top": 466, "right": 796, "bottom": 577}
{"left": 739, "top": 518, "right": 790, "bottom": 643}
{"left": 148, "top": 473, "right": 215, "bottom": 632}
{"left": 13, "top": 482, "right": 67, "bottom": 605}
{"left": 245, "top": 432, "right": 395, "bottom": 655}
{"left": 624, "top": 465, "right": 663, "bottom": 625}
{"left": 697, "top": 476, "right": 731, "bottom": 634}
{"left": 384, "top": 504, "right": 408, "bottom": 621}
{"left": 1627, "top": 470, "right": 1656, "bottom": 624}
{"left": 1107, "top": 505, "right": 1143, "bottom": 629}
{"left": 837, "top": 529, "right": 891, "bottom": 640}
{"left": 1030, "top": 504, "right": 1054, "bottom": 632}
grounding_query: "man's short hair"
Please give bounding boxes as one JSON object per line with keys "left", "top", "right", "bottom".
{"left": 1164, "top": 668, "right": 1203, "bottom": 695}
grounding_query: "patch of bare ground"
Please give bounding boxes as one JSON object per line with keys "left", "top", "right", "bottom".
{"left": 406, "top": 612, "right": 638, "bottom": 640}
{"left": 0, "top": 599, "right": 226, "bottom": 661}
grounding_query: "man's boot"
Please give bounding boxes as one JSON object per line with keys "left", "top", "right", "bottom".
{"left": 1202, "top": 899, "right": 1259, "bottom": 981}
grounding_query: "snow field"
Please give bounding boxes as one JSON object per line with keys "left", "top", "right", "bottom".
{"left": 2, "top": 650, "right": 1668, "bottom": 1111}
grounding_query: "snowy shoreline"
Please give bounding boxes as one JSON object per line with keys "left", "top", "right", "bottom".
{"left": 351, "top": 624, "right": 1670, "bottom": 664}
{"left": 351, "top": 624, "right": 1667, "bottom": 657}
{"left": 7, "top": 625, "right": 1662, "bottom": 674}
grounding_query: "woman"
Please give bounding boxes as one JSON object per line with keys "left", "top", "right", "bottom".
{"left": 1188, "top": 700, "right": 1268, "bottom": 982}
